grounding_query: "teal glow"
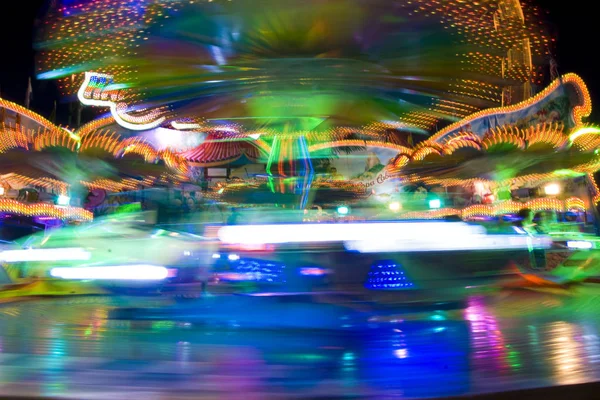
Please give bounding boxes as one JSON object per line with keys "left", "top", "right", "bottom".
{"left": 429, "top": 199, "right": 441, "bottom": 209}
{"left": 337, "top": 206, "right": 349, "bottom": 215}
{"left": 430, "top": 314, "right": 446, "bottom": 321}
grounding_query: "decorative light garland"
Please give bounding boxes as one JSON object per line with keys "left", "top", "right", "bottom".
{"left": 587, "top": 173, "right": 600, "bottom": 205}
{"left": 0, "top": 198, "right": 92, "bottom": 221}
{"left": 428, "top": 74, "right": 591, "bottom": 144}
{"left": 397, "top": 197, "right": 587, "bottom": 220}
{"left": 0, "top": 98, "right": 63, "bottom": 133}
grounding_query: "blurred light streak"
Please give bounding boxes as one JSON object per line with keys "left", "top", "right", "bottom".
{"left": 0, "top": 248, "right": 91, "bottom": 263}
{"left": 345, "top": 234, "right": 550, "bottom": 253}
{"left": 218, "top": 222, "right": 552, "bottom": 252}
{"left": 567, "top": 241, "right": 593, "bottom": 249}
{"left": 77, "top": 72, "right": 165, "bottom": 131}
{"left": 50, "top": 265, "right": 168, "bottom": 280}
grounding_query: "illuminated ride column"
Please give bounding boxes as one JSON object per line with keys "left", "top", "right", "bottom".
{"left": 266, "top": 136, "right": 314, "bottom": 209}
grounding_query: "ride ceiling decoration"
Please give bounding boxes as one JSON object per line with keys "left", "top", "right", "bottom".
{"left": 56, "top": 72, "right": 598, "bottom": 193}
{"left": 427, "top": 73, "right": 591, "bottom": 143}
{"left": 374, "top": 74, "right": 597, "bottom": 189}
{"left": 30, "top": 0, "right": 600, "bottom": 211}
{"left": 37, "top": 0, "right": 554, "bottom": 137}
{"left": 383, "top": 121, "right": 600, "bottom": 189}
{"left": 68, "top": 72, "right": 589, "bottom": 171}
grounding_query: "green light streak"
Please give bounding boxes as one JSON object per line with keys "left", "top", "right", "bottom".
{"left": 553, "top": 169, "right": 583, "bottom": 177}
{"left": 266, "top": 136, "right": 280, "bottom": 193}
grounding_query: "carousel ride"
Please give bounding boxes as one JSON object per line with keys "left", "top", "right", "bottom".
{"left": 7, "top": 0, "right": 597, "bottom": 292}
{"left": 33, "top": 0, "right": 560, "bottom": 212}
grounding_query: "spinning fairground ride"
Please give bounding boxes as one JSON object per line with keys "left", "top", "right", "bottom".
{"left": 17, "top": 0, "right": 600, "bottom": 294}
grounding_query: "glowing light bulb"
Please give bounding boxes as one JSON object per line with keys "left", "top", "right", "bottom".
{"left": 428, "top": 199, "right": 441, "bottom": 209}
{"left": 337, "top": 206, "right": 349, "bottom": 215}
{"left": 544, "top": 183, "right": 560, "bottom": 196}
{"left": 389, "top": 202, "right": 401, "bottom": 212}
{"left": 57, "top": 195, "right": 71, "bottom": 206}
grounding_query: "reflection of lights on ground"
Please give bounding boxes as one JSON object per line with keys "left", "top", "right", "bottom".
{"left": 465, "top": 296, "right": 511, "bottom": 370}
{"left": 394, "top": 348, "right": 409, "bottom": 359}
{"left": 299, "top": 267, "right": 329, "bottom": 276}
{"left": 548, "top": 321, "right": 586, "bottom": 385}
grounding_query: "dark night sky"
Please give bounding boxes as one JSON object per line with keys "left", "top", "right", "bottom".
{"left": 0, "top": 1, "right": 597, "bottom": 124}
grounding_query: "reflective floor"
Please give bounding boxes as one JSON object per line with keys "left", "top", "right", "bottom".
{"left": 0, "top": 285, "right": 600, "bottom": 399}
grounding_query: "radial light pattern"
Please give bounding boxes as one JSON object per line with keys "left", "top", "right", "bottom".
{"left": 37, "top": 0, "right": 554, "bottom": 138}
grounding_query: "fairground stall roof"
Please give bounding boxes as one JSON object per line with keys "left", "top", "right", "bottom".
{"left": 36, "top": 0, "right": 556, "bottom": 165}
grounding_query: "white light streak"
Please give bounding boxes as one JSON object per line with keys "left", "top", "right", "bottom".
{"left": 78, "top": 72, "right": 165, "bottom": 131}
{"left": 50, "top": 265, "right": 168, "bottom": 280}
{"left": 0, "top": 248, "right": 91, "bottom": 263}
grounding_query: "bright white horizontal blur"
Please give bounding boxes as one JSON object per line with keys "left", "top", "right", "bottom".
{"left": 567, "top": 240, "right": 594, "bottom": 250}
{"left": 218, "top": 222, "right": 485, "bottom": 245}
{"left": 0, "top": 248, "right": 91, "bottom": 263}
{"left": 344, "top": 235, "right": 552, "bottom": 253}
{"left": 50, "top": 265, "right": 169, "bottom": 280}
